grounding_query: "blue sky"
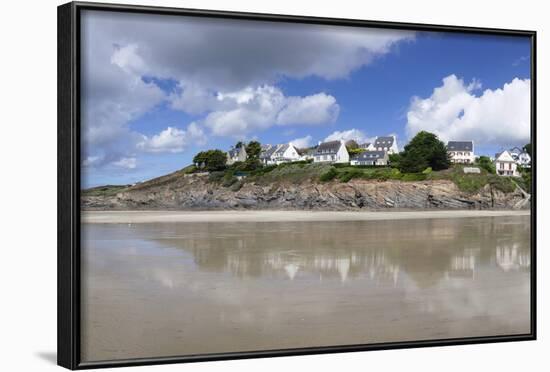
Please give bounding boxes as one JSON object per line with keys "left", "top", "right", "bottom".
{"left": 81, "top": 11, "right": 531, "bottom": 188}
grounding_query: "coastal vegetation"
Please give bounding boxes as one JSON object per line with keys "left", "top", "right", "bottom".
{"left": 84, "top": 133, "right": 532, "bottom": 200}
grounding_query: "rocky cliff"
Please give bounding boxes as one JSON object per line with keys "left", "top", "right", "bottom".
{"left": 82, "top": 173, "right": 529, "bottom": 211}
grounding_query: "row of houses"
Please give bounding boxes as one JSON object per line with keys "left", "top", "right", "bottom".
{"left": 447, "top": 141, "right": 531, "bottom": 177}
{"left": 494, "top": 147, "right": 531, "bottom": 177}
{"left": 226, "top": 137, "right": 530, "bottom": 177}
{"left": 227, "top": 136, "right": 399, "bottom": 166}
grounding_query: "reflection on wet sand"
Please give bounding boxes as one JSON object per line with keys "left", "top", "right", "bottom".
{"left": 81, "top": 215, "right": 531, "bottom": 362}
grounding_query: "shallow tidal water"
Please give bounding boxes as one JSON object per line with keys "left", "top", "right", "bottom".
{"left": 81, "top": 215, "right": 531, "bottom": 362}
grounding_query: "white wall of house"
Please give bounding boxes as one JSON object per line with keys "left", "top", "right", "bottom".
{"left": 314, "top": 153, "right": 335, "bottom": 163}
{"left": 335, "top": 141, "right": 350, "bottom": 163}
{"left": 276, "top": 144, "right": 301, "bottom": 164}
{"left": 350, "top": 153, "right": 388, "bottom": 166}
{"left": 518, "top": 152, "right": 531, "bottom": 167}
{"left": 449, "top": 150, "right": 475, "bottom": 164}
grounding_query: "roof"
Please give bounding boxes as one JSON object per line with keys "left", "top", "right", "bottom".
{"left": 359, "top": 142, "right": 371, "bottom": 148}
{"left": 259, "top": 144, "right": 279, "bottom": 159}
{"left": 508, "top": 146, "right": 523, "bottom": 154}
{"left": 273, "top": 144, "right": 289, "bottom": 155}
{"left": 351, "top": 151, "right": 387, "bottom": 161}
{"left": 495, "top": 150, "right": 515, "bottom": 162}
{"left": 447, "top": 141, "right": 473, "bottom": 151}
{"left": 374, "top": 136, "right": 394, "bottom": 147}
{"left": 315, "top": 141, "right": 342, "bottom": 155}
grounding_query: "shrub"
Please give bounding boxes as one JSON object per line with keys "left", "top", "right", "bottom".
{"left": 320, "top": 167, "right": 338, "bottom": 182}
{"left": 230, "top": 180, "right": 243, "bottom": 192}
{"left": 401, "top": 173, "right": 427, "bottom": 181}
{"left": 221, "top": 171, "right": 238, "bottom": 187}
{"left": 476, "top": 156, "right": 496, "bottom": 174}
{"left": 208, "top": 171, "right": 225, "bottom": 182}
{"left": 488, "top": 175, "right": 516, "bottom": 193}
{"left": 337, "top": 168, "right": 362, "bottom": 182}
{"left": 422, "top": 167, "right": 433, "bottom": 174}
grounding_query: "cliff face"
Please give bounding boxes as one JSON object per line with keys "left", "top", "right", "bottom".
{"left": 82, "top": 173, "right": 529, "bottom": 211}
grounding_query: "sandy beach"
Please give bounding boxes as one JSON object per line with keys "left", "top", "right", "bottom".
{"left": 82, "top": 209, "right": 530, "bottom": 224}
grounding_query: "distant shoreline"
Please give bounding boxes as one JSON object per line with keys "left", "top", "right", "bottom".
{"left": 82, "top": 209, "right": 530, "bottom": 224}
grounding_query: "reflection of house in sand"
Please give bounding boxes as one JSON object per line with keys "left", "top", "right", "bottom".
{"left": 445, "top": 248, "right": 479, "bottom": 280}
{"left": 496, "top": 243, "right": 531, "bottom": 272}
{"left": 264, "top": 250, "right": 400, "bottom": 284}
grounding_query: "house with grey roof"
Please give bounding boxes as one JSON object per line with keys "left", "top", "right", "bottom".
{"left": 507, "top": 146, "right": 531, "bottom": 168}
{"left": 313, "top": 140, "right": 350, "bottom": 163}
{"left": 447, "top": 141, "right": 475, "bottom": 164}
{"left": 259, "top": 144, "right": 278, "bottom": 165}
{"left": 297, "top": 147, "right": 316, "bottom": 161}
{"left": 260, "top": 143, "right": 301, "bottom": 165}
{"left": 226, "top": 145, "right": 247, "bottom": 165}
{"left": 350, "top": 151, "right": 388, "bottom": 166}
{"left": 373, "top": 136, "right": 399, "bottom": 154}
{"left": 271, "top": 143, "right": 300, "bottom": 164}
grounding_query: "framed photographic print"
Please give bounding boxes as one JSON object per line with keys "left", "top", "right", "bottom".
{"left": 58, "top": 1, "right": 536, "bottom": 369}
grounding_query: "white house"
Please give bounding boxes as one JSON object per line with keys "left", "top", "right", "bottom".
{"left": 226, "top": 145, "right": 247, "bottom": 165}
{"left": 508, "top": 146, "right": 531, "bottom": 168}
{"left": 259, "top": 144, "right": 278, "bottom": 165}
{"left": 508, "top": 146, "right": 523, "bottom": 158}
{"left": 373, "top": 136, "right": 399, "bottom": 154}
{"left": 313, "top": 140, "right": 350, "bottom": 163}
{"left": 350, "top": 151, "right": 388, "bottom": 166}
{"left": 495, "top": 150, "right": 520, "bottom": 177}
{"left": 271, "top": 143, "right": 301, "bottom": 164}
{"left": 447, "top": 141, "right": 475, "bottom": 164}
{"left": 260, "top": 143, "right": 301, "bottom": 165}
{"left": 297, "top": 147, "right": 316, "bottom": 161}
{"left": 518, "top": 151, "right": 531, "bottom": 168}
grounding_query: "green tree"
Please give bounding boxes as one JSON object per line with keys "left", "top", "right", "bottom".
{"left": 523, "top": 143, "right": 532, "bottom": 156}
{"left": 246, "top": 141, "right": 262, "bottom": 159}
{"left": 235, "top": 141, "right": 244, "bottom": 149}
{"left": 398, "top": 131, "right": 451, "bottom": 173}
{"left": 193, "top": 149, "right": 227, "bottom": 171}
{"left": 345, "top": 140, "right": 359, "bottom": 151}
{"left": 347, "top": 148, "right": 365, "bottom": 156}
{"left": 476, "top": 155, "right": 496, "bottom": 174}
{"left": 388, "top": 153, "right": 401, "bottom": 169}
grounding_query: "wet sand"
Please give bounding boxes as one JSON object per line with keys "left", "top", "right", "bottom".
{"left": 82, "top": 209, "right": 530, "bottom": 224}
{"left": 81, "top": 214, "right": 531, "bottom": 362}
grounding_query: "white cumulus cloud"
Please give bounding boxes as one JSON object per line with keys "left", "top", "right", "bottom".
{"left": 277, "top": 93, "right": 339, "bottom": 126}
{"left": 290, "top": 135, "right": 313, "bottom": 148}
{"left": 112, "top": 157, "right": 137, "bottom": 169}
{"left": 406, "top": 74, "right": 530, "bottom": 146}
{"left": 324, "top": 129, "right": 374, "bottom": 144}
{"left": 202, "top": 86, "right": 339, "bottom": 138}
{"left": 138, "top": 123, "right": 207, "bottom": 153}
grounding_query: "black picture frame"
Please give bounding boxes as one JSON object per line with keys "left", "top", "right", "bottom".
{"left": 58, "top": 1, "right": 537, "bottom": 369}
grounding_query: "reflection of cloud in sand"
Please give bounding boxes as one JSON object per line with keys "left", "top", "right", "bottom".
{"left": 81, "top": 217, "right": 532, "bottom": 360}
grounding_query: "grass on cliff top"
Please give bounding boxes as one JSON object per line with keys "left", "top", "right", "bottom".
{"left": 244, "top": 162, "right": 516, "bottom": 194}
{"left": 81, "top": 185, "right": 129, "bottom": 197}
{"left": 427, "top": 165, "right": 515, "bottom": 194}
{"left": 85, "top": 162, "right": 519, "bottom": 197}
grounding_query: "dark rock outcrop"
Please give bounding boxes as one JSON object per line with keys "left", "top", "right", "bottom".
{"left": 82, "top": 174, "right": 529, "bottom": 211}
